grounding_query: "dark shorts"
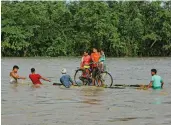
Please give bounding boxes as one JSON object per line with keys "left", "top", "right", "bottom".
{"left": 92, "top": 67, "right": 98, "bottom": 78}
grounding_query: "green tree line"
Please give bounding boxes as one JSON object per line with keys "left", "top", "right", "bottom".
{"left": 1, "top": 1, "right": 171, "bottom": 57}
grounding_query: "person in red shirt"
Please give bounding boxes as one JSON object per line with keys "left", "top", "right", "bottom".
{"left": 80, "top": 51, "right": 91, "bottom": 68}
{"left": 80, "top": 51, "right": 91, "bottom": 80}
{"left": 29, "top": 68, "right": 51, "bottom": 87}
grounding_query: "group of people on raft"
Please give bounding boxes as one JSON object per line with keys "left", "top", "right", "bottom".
{"left": 10, "top": 48, "right": 106, "bottom": 88}
{"left": 9, "top": 48, "right": 164, "bottom": 89}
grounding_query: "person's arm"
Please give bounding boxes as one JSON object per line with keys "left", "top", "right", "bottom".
{"left": 80, "top": 57, "right": 84, "bottom": 68}
{"left": 19, "top": 76, "right": 26, "bottom": 79}
{"left": 103, "top": 54, "right": 106, "bottom": 61}
{"left": 148, "top": 81, "right": 153, "bottom": 88}
{"left": 161, "top": 78, "right": 164, "bottom": 88}
{"left": 161, "top": 81, "right": 164, "bottom": 88}
{"left": 91, "top": 53, "right": 95, "bottom": 62}
{"left": 40, "top": 75, "right": 51, "bottom": 82}
{"left": 69, "top": 76, "right": 75, "bottom": 85}
{"left": 10, "top": 72, "right": 26, "bottom": 79}
{"left": 148, "top": 76, "right": 154, "bottom": 88}
{"left": 60, "top": 77, "right": 63, "bottom": 84}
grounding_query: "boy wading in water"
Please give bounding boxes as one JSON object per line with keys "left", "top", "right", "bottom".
{"left": 29, "top": 68, "right": 51, "bottom": 87}
{"left": 148, "top": 69, "right": 164, "bottom": 89}
{"left": 10, "top": 65, "right": 26, "bottom": 84}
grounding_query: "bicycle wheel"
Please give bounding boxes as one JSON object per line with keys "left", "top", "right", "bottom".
{"left": 74, "top": 69, "right": 91, "bottom": 86}
{"left": 74, "top": 69, "right": 84, "bottom": 86}
{"left": 100, "top": 71, "right": 113, "bottom": 87}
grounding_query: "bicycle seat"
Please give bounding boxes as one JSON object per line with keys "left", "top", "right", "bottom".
{"left": 84, "top": 65, "right": 90, "bottom": 69}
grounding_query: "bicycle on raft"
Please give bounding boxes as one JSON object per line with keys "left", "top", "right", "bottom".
{"left": 74, "top": 62, "right": 113, "bottom": 88}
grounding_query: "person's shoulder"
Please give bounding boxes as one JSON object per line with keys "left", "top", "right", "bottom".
{"left": 153, "top": 75, "right": 161, "bottom": 79}
{"left": 152, "top": 75, "right": 157, "bottom": 78}
{"left": 88, "top": 55, "right": 91, "bottom": 58}
{"left": 151, "top": 75, "right": 155, "bottom": 79}
{"left": 36, "top": 74, "right": 42, "bottom": 78}
{"left": 60, "top": 74, "right": 66, "bottom": 77}
{"left": 10, "top": 71, "right": 14, "bottom": 74}
{"left": 157, "top": 75, "right": 162, "bottom": 79}
{"left": 60, "top": 75, "right": 63, "bottom": 79}
{"left": 29, "top": 74, "right": 32, "bottom": 78}
{"left": 66, "top": 74, "right": 71, "bottom": 77}
{"left": 60, "top": 74, "right": 68, "bottom": 79}
{"left": 155, "top": 75, "right": 161, "bottom": 78}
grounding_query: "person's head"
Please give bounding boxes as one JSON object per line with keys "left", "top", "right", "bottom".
{"left": 93, "top": 48, "right": 97, "bottom": 53}
{"left": 13, "top": 65, "right": 19, "bottom": 73}
{"left": 31, "top": 68, "right": 35, "bottom": 73}
{"left": 61, "top": 68, "right": 67, "bottom": 74}
{"left": 151, "top": 69, "right": 157, "bottom": 76}
{"left": 83, "top": 50, "right": 89, "bottom": 56}
{"left": 100, "top": 49, "right": 104, "bottom": 54}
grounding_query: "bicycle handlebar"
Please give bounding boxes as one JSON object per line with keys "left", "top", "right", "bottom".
{"left": 89, "top": 62, "right": 101, "bottom": 65}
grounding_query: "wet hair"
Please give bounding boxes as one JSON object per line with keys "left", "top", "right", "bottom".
{"left": 31, "top": 68, "right": 35, "bottom": 73}
{"left": 93, "top": 48, "right": 98, "bottom": 52}
{"left": 151, "top": 69, "right": 157, "bottom": 74}
{"left": 13, "top": 65, "right": 19, "bottom": 70}
{"left": 99, "top": 49, "right": 104, "bottom": 52}
{"left": 84, "top": 50, "right": 89, "bottom": 53}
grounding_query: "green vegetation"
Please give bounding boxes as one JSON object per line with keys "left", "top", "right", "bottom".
{"left": 1, "top": 1, "right": 171, "bottom": 57}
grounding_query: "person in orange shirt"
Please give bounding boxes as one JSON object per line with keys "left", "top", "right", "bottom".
{"left": 91, "top": 48, "right": 100, "bottom": 85}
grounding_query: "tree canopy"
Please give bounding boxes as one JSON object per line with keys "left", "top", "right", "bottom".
{"left": 1, "top": 1, "right": 171, "bottom": 57}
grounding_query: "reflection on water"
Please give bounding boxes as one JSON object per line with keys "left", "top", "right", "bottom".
{"left": 80, "top": 99, "right": 101, "bottom": 105}
{"left": 153, "top": 98, "right": 162, "bottom": 105}
{"left": 1, "top": 57, "right": 171, "bottom": 125}
{"left": 80, "top": 86, "right": 104, "bottom": 96}
{"left": 79, "top": 87, "right": 104, "bottom": 105}
{"left": 108, "top": 117, "right": 154, "bottom": 122}
{"left": 10, "top": 84, "right": 18, "bottom": 92}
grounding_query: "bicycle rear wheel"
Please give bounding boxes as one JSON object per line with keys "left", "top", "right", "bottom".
{"left": 74, "top": 69, "right": 91, "bottom": 86}
{"left": 100, "top": 71, "right": 113, "bottom": 87}
{"left": 74, "top": 69, "right": 84, "bottom": 86}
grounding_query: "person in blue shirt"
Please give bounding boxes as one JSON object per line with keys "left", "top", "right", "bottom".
{"left": 99, "top": 49, "right": 106, "bottom": 71}
{"left": 148, "top": 69, "right": 164, "bottom": 89}
{"left": 60, "top": 68, "right": 75, "bottom": 88}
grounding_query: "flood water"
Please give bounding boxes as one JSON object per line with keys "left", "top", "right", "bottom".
{"left": 1, "top": 57, "right": 171, "bottom": 125}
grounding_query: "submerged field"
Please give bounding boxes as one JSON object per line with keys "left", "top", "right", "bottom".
{"left": 1, "top": 57, "right": 171, "bottom": 125}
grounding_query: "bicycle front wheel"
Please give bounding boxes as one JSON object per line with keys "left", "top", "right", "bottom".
{"left": 100, "top": 71, "right": 113, "bottom": 87}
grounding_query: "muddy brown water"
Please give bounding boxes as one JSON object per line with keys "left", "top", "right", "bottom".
{"left": 1, "top": 57, "right": 171, "bottom": 125}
